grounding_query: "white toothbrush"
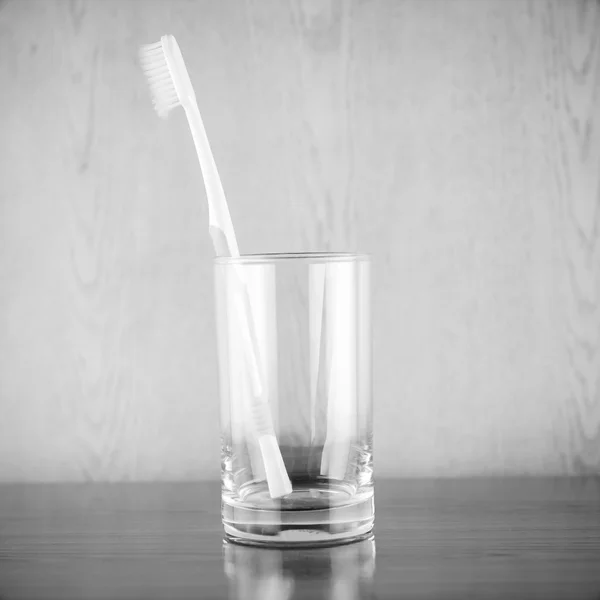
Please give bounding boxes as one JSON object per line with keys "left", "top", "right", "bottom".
{"left": 139, "top": 35, "right": 292, "bottom": 498}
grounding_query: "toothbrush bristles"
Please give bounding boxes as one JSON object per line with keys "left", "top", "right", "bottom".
{"left": 139, "top": 41, "right": 181, "bottom": 119}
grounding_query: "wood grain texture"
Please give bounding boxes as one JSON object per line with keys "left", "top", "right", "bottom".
{"left": 0, "top": 0, "right": 599, "bottom": 481}
{"left": 0, "top": 478, "right": 599, "bottom": 599}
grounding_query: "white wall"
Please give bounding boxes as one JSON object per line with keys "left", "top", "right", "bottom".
{"left": 0, "top": 0, "right": 598, "bottom": 481}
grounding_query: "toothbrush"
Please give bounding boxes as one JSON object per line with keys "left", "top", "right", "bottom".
{"left": 139, "top": 35, "right": 292, "bottom": 498}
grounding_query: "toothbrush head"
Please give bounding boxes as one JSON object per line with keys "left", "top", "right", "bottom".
{"left": 139, "top": 35, "right": 195, "bottom": 118}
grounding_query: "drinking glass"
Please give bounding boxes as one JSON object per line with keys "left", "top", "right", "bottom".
{"left": 215, "top": 252, "right": 373, "bottom": 546}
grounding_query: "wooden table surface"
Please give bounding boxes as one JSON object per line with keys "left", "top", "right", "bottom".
{"left": 0, "top": 478, "right": 599, "bottom": 599}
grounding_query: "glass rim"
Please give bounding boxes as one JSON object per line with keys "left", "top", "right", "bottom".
{"left": 214, "top": 251, "right": 370, "bottom": 265}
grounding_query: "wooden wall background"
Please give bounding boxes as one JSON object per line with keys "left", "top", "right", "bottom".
{"left": 0, "top": 0, "right": 598, "bottom": 482}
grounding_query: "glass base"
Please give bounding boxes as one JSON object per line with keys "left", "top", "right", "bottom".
{"left": 222, "top": 481, "right": 374, "bottom": 547}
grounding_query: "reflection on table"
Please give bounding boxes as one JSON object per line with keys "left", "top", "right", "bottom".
{"left": 223, "top": 537, "right": 376, "bottom": 600}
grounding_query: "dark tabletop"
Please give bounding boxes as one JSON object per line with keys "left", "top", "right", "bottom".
{"left": 0, "top": 478, "right": 599, "bottom": 599}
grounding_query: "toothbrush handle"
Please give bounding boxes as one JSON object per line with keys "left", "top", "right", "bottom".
{"left": 233, "top": 275, "right": 265, "bottom": 400}
{"left": 184, "top": 96, "right": 291, "bottom": 496}
{"left": 185, "top": 101, "right": 266, "bottom": 404}
{"left": 209, "top": 225, "right": 232, "bottom": 262}
{"left": 186, "top": 100, "right": 269, "bottom": 413}
{"left": 185, "top": 101, "right": 239, "bottom": 256}
{"left": 231, "top": 263, "right": 293, "bottom": 498}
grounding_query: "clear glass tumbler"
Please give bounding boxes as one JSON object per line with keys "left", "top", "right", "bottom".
{"left": 215, "top": 252, "right": 373, "bottom": 546}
